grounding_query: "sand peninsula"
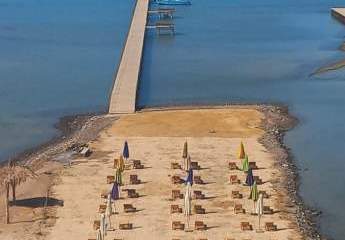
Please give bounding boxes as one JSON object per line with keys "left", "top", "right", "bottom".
{"left": 0, "top": 106, "right": 322, "bottom": 240}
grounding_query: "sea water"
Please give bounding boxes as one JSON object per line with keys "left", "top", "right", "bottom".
{"left": 138, "top": 0, "right": 345, "bottom": 239}
{"left": 0, "top": 0, "right": 134, "bottom": 160}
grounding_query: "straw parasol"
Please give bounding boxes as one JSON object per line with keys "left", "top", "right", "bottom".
{"left": 238, "top": 141, "right": 245, "bottom": 159}
{"left": 0, "top": 160, "right": 36, "bottom": 224}
{"left": 255, "top": 193, "right": 264, "bottom": 232}
{"left": 184, "top": 182, "right": 192, "bottom": 228}
{"left": 123, "top": 141, "right": 129, "bottom": 160}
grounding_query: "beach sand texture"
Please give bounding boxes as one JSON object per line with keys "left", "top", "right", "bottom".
{"left": 45, "top": 108, "right": 302, "bottom": 240}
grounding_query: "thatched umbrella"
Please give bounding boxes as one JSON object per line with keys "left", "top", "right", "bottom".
{"left": 0, "top": 160, "right": 36, "bottom": 224}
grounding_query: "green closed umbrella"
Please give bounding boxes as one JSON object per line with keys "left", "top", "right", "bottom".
{"left": 241, "top": 155, "right": 249, "bottom": 172}
{"left": 249, "top": 181, "right": 258, "bottom": 213}
{"left": 115, "top": 168, "right": 122, "bottom": 186}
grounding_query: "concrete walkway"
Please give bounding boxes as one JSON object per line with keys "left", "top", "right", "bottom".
{"left": 109, "top": 0, "right": 149, "bottom": 114}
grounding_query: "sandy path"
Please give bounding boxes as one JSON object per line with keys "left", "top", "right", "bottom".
{"left": 45, "top": 109, "right": 302, "bottom": 240}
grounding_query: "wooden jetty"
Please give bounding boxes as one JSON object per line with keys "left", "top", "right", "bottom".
{"left": 331, "top": 8, "right": 345, "bottom": 24}
{"left": 146, "top": 20, "right": 175, "bottom": 35}
{"left": 108, "top": 0, "right": 149, "bottom": 114}
{"left": 148, "top": 7, "right": 175, "bottom": 19}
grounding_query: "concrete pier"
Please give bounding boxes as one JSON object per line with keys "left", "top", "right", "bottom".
{"left": 331, "top": 8, "right": 345, "bottom": 24}
{"left": 109, "top": 0, "right": 149, "bottom": 114}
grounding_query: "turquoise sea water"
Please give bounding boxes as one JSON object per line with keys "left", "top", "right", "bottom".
{"left": 1, "top": 0, "right": 345, "bottom": 239}
{"left": 139, "top": 1, "right": 345, "bottom": 239}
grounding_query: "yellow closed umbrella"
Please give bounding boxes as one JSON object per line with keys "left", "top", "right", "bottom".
{"left": 238, "top": 141, "right": 245, "bottom": 159}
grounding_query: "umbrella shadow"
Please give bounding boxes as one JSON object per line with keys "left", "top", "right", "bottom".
{"left": 203, "top": 196, "right": 217, "bottom": 200}
{"left": 205, "top": 210, "right": 218, "bottom": 214}
{"left": 10, "top": 197, "right": 64, "bottom": 208}
{"left": 206, "top": 225, "right": 220, "bottom": 230}
{"left": 276, "top": 227, "right": 290, "bottom": 231}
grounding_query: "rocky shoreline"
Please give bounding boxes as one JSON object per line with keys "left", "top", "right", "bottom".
{"left": 258, "top": 105, "right": 325, "bottom": 240}
{"left": 0, "top": 113, "right": 117, "bottom": 171}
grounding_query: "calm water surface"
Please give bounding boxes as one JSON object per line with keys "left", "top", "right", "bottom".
{"left": 0, "top": 0, "right": 134, "bottom": 160}
{"left": 139, "top": 0, "right": 345, "bottom": 239}
{"left": 1, "top": 0, "right": 345, "bottom": 239}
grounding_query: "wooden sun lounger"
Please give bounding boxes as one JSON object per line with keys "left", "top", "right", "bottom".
{"left": 130, "top": 174, "right": 141, "bottom": 185}
{"left": 172, "top": 190, "right": 183, "bottom": 200}
{"left": 234, "top": 204, "right": 245, "bottom": 214}
{"left": 133, "top": 160, "right": 144, "bottom": 169}
{"left": 124, "top": 204, "right": 136, "bottom": 213}
{"left": 170, "top": 204, "right": 182, "bottom": 213}
{"left": 259, "top": 190, "right": 269, "bottom": 198}
{"left": 231, "top": 190, "right": 243, "bottom": 199}
{"left": 93, "top": 220, "right": 100, "bottom": 230}
{"left": 191, "top": 161, "right": 201, "bottom": 170}
{"left": 228, "top": 162, "right": 238, "bottom": 170}
{"left": 229, "top": 175, "right": 240, "bottom": 184}
{"left": 263, "top": 206, "right": 274, "bottom": 214}
{"left": 240, "top": 222, "right": 252, "bottom": 231}
{"left": 194, "top": 221, "right": 207, "bottom": 230}
{"left": 171, "top": 175, "right": 184, "bottom": 184}
{"left": 119, "top": 223, "right": 133, "bottom": 230}
{"left": 253, "top": 176, "right": 263, "bottom": 184}
{"left": 265, "top": 222, "right": 277, "bottom": 231}
{"left": 194, "top": 175, "right": 204, "bottom": 184}
{"left": 194, "top": 205, "right": 206, "bottom": 214}
{"left": 249, "top": 161, "right": 258, "bottom": 169}
{"left": 172, "top": 221, "right": 185, "bottom": 230}
{"left": 100, "top": 191, "right": 108, "bottom": 199}
{"left": 123, "top": 189, "right": 139, "bottom": 198}
{"left": 171, "top": 162, "right": 181, "bottom": 169}
{"left": 193, "top": 190, "right": 205, "bottom": 200}
{"left": 99, "top": 204, "right": 106, "bottom": 214}
{"left": 107, "top": 175, "right": 115, "bottom": 184}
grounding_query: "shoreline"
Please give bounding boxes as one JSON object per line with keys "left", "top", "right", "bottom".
{"left": 0, "top": 104, "right": 323, "bottom": 239}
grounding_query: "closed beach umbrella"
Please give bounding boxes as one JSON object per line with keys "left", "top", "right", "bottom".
{"left": 249, "top": 181, "right": 258, "bottom": 213}
{"left": 238, "top": 141, "right": 246, "bottom": 159}
{"left": 123, "top": 141, "right": 129, "bottom": 160}
{"left": 105, "top": 194, "right": 112, "bottom": 228}
{"left": 115, "top": 168, "right": 123, "bottom": 186}
{"left": 255, "top": 193, "right": 264, "bottom": 230}
{"left": 184, "top": 182, "right": 192, "bottom": 227}
{"left": 185, "top": 168, "right": 193, "bottom": 186}
{"left": 241, "top": 155, "right": 249, "bottom": 172}
{"left": 182, "top": 141, "right": 188, "bottom": 159}
{"left": 96, "top": 229, "right": 102, "bottom": 240}
{"left": 111, "top": 182, "right": 120, "bottom": 200}
{"left": 245, "top": 168, "right": 254, "bottom": 186}
{"left": 184, "top": 155, "right": 191, "bottom": 171}
{"left": 117, "top": 156, "right": 125, "bottom": 172}
{"left": 100, "top": 213, "right": 106, "bottom": 238}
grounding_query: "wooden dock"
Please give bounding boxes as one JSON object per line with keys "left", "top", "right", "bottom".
{"left": 331, "top": 8, "right": 345, "bottom": 24}
{"left": 108, "top": 0, "right": 149, "bottom": 114}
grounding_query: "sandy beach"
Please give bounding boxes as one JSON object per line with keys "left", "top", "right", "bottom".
{"left": 0, "top": 107, "right": 305, "bottom": 240}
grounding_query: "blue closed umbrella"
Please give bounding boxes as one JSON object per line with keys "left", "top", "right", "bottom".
{"left": 245, "top": 168, "right": 254, "bottom": 186}
{"left": 185, "top": 168, "right": 193, "bottom": 186}
{"left": 111, "top": 182, "right": 119, "bottom": 200}
{"left": 123, "top": 141, "right": 129, "bottom": 159}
